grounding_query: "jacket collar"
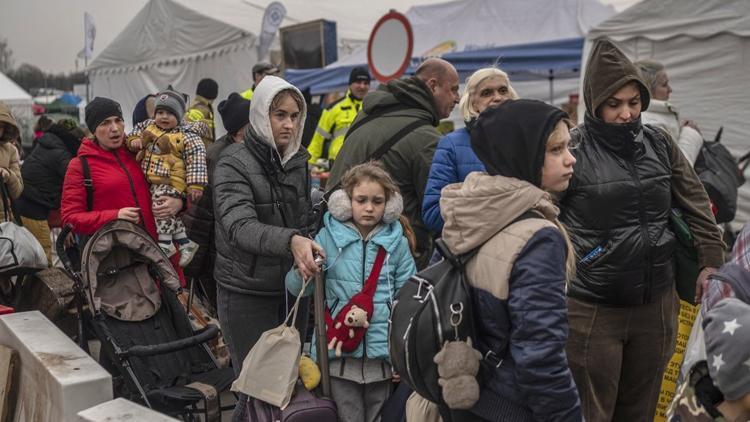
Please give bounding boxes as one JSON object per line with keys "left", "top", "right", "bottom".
{"left": 584, "top": 112, "right": 645, "bottom": 160}
{"left": 193, "top": 95, "right": 213, "bottom": 111}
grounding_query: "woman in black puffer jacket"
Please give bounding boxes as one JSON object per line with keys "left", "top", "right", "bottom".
{"left": 14, "top": 119, "right": 83, "bottom": 263}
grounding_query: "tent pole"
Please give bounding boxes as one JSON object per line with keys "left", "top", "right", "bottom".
{"left": 548, "top": 69, "right": 554, "bottom": 105}
{"left": 85, "top": 57, "right": 89, "bottom": 103}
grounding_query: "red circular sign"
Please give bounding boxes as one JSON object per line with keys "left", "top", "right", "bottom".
{"left": 367, "top": 11, "right": 414, "bottom": 83}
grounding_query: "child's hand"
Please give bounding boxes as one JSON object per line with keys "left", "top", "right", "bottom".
{"left": 187, "top": 188, "right": 203, "bottom": 204}
{"left": 130, "top": 138, "right": 143, "bottom": 151}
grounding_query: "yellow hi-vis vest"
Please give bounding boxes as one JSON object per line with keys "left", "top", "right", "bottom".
{"left": 307, "top": 91, "right": 363, "bottom": 164}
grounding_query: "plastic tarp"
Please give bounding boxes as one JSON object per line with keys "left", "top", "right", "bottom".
{"left": 582, "top": 0, "right": 750, "bottom": 224}
{"left": 287, "top": 38, "right": 585, "bottom": 95}
{"left": 286, "top": 0, "right": 613, "bottom": 96}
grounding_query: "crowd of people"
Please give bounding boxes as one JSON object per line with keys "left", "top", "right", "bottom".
{"left": 1, "top": 37, "right": 749, "bottom": 422}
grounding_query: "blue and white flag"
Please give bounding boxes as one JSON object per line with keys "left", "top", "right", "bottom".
{"left": 257, "top": 2, "right": 286, "bottom": 60}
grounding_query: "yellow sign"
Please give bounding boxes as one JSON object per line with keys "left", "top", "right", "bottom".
{"left": 654, "top": 300, "right": 699, "bottom": 422}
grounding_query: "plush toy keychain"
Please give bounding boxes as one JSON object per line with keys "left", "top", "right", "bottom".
{"left": 324, "top": 247, "right": 387, "bottom": 356}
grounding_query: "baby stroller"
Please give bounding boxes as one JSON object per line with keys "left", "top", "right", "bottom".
{"left": 56, "top": 220, "right": 234, "bottom": 421}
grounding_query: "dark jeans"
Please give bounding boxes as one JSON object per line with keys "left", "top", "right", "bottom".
{"left": 217, "top": 284, "right": 309, "bottom": 421}
{"left": 566, "top": 288, "right": 679, "bottom": 422}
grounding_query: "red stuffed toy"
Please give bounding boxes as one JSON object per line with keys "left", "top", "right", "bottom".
{"left": 325, "top": 247, "right": 387, "bottom": 356}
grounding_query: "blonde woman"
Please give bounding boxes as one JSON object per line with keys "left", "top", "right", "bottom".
{"left": 421, "top": 67, "right": 518, "bottom": 234}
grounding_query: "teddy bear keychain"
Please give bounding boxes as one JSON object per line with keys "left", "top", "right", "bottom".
{"left": 324, "top": 247, "right": 387, "bottom": 356}
{"left": 433, "top": 302, "right": 483, "bottom": 409}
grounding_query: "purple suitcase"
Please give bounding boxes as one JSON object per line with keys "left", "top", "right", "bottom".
{"left": 246, "top": 383, "right": 337, "bottom": 422}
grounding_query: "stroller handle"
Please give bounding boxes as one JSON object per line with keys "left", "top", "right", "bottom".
{"left": 56, "top": 224, "right": 76, "bottom": 271}
{"left": 121, "top": 324, "right": 220, "bottom": 358}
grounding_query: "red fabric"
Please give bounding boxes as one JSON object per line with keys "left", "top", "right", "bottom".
{"left": 47, "top": 209, "right": 62, "bottom": 228}
{"left": 325, "top": 247, "right": 386, "bottom": 353}
{"left": 61, "top": 138, "right": 185, "bottom": 286}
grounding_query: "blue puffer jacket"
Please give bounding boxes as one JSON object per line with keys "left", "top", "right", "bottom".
{"left": 422, "top": 127, "right": 485, "bottom": 234}
{"left": 441, "top": 173, "right": 582, "bottom": 422}
{"left": 285, "top": 212, "right": 416, "bottom": 361}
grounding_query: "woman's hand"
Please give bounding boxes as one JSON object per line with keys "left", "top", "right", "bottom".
{"left": 290, "top": 235, "right": 325, "bottom": 280}
{"left": 0, "top": 168, "right": 9, "bottom": 182}
{"left": 117, "top": 207, "right": 141, "bottom": 223}
{"left": 152, "top": 195, "right": 183, "bottom": 219}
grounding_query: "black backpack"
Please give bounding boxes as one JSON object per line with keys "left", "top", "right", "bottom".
{"left": 389, "top": 212, "right": 540, "bottom": 418}
{"left": 693, "top": 128, "right": 744, "bottom": 224}
{"left": 388, "top": 238, "right": 478, "bottom": 412}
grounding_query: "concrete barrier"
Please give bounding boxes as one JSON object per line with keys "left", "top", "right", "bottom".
{"left": 0, "top": 311, "right": 112, "bottom": 421}
{"left": 78, "top": 398, "right": 179, "bottom": 421}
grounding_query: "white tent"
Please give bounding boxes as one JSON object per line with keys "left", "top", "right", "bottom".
{"left": 583, "top": 0, "right": 750, "bottom": 223}
{"left": 0, "top": 71, "right": 34, "bottom": 144}
{"left": 322, "top": 0, "right": 615, "bottom": 105}
{"left": 87, "top": 0, "right": 441, "bottom": 129}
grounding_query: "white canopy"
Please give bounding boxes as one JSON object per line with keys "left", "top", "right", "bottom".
{"left": 0, "top": 71, "right": 32, "bottom": 104}
{"left": 87, "top": 0, "right": 441, "bottom": 129}
{"left": 332, "top": 0, "right": 615, "bottom": 68}
{"left": 583, "top": 0, "right": 750, "bottom": 223}
{"left": 0, "top": 71, "right": 33, "bottom": 143}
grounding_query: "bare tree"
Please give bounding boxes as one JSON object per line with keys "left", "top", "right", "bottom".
{"left": 0, "top": 38, "right": 14, "bottom": 74}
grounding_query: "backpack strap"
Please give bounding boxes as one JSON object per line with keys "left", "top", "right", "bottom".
{"left": 79, "top": 156, "right": 94, "bottom": 212}
{"left": 371, "top": 119, "right": 430, "bottom": 161}
{"left": 324, "top": 118, "right": 431, "bottom": 198}
{"left": 342, "top": 103, "right": 410, "bottom": 141}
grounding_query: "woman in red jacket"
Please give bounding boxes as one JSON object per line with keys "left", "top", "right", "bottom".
{"left": 61, "top": 97, "right": 183, "bottom": 271}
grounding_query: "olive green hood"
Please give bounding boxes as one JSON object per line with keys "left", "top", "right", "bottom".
{"left": 583, "top": 39, "right": 651, "bottom": 118}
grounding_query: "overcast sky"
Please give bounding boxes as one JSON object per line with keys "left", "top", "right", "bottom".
{"left": 1, "top": 0, "right": 639, "bottom": 74}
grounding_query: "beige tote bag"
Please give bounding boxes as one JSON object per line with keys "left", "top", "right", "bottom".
{"left": 231, "top": 278, "right": 309, "bottom": 409}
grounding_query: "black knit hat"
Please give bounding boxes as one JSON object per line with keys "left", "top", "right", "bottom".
{"left": 196, "top": 78, "right": 219, "bottom": 100}
{"left": 349, "top": 67, "right": 371, "bottom": 85}
{"left": 218, "top": 92, "right": 251, "bottom": 134}
{"left": 85, "top": 97, "right": 123, "bottom": 132}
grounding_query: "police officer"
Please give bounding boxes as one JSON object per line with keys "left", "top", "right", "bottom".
{"left": 307, "top": 67, "right": 371, "bottom": 167}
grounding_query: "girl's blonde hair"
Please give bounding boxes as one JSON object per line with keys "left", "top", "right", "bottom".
{"left": 459, "top": 67, "right": 519, "bottom": 122}
{"left": 545, "top": 119, "right": 577, "bottom": 281}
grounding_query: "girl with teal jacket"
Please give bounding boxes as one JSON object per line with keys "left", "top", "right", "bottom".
{"left": 286, "top": 162, "right": 416, "bottom": 422}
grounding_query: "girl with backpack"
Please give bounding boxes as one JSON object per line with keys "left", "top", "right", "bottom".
{"left": 435, "top": 99, "right": 582, "bottom": 421}
{"left": 286, "top": 162, "right": 417, "bottom": 422}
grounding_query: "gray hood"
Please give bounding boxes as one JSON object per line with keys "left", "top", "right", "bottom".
{"left": 248, "top": 75, "right": 307, "bottom": 165}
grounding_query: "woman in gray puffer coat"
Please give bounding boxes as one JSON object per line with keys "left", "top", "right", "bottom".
{"left": 212, "top": 76, "right": 324, "bottom": 420}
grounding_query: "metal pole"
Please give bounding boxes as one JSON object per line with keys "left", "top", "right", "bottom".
{"left": 548, "top": 69, "right": 554, "bottom": 105}
{"left": 85, "top": 57, "right": 89, "bottom": 102}
{"left": 314, "top": 270, "right": 331, "bottom": 397}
